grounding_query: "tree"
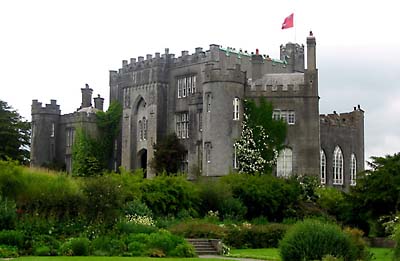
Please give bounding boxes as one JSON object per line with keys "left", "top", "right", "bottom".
{"left": 150, "top": 134, "right": 186, "bottom": 175}
{"left": 0, "top": 100, "right": 30, "bottom": 164}
{"left": 234, "top": 98, "right": 287, "bottom": 174}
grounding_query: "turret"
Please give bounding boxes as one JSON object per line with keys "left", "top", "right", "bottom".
{"left": 307, "top": 31, "right": 317, "bottom": 70}
{"left": 280, "top": 43, "right": 305, "bottom": 72}
{"left": 81, "top": 83, "right": 93, "bottom": 108}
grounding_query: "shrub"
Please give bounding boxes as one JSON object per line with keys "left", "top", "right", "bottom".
{"left": 91, "top": 236, "right": 125, "bottom": 256}
{"left": 224, "top": 223, "right": 288, "bottom": 248}
{"left": 127, "top": 241, "right": 147, "bottom": 257}
{"left": 117, "top": 222, "right": 157, "bottom": 235}
{"left": 125, "top": 200, "right": 153, "bottom": 217}
{"left": 147, "top": 230, "right": 183, "bottom": 256}
{"left": 169, "top": 220, "right": 227, "bottom": 239}
{"left": 0, "top": 244, "right": 18, "bottom": 258}
{"left": 32, "top": 235, "right": 60, "bottom": 256}
{"left": 0, "top": 196, "right": 17, "bottom": 230}
{"left": 169, "top": 242, "right": 196, "bottom": 257}
{"left": 343, "top": 227, "right": 372, "bottom": 260}
{"left": 34, "top": 245, "right": 51, "bottom": 256}
{"left": 60, "top": 237, "right": 90, "bottom": 256}
{"left": 0, "top": 230, "right": 23, "bottom": 248}
{"left": 279, "top": 219, "right": 357, "bottom": 261}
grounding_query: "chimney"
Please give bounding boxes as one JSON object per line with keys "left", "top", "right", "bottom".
{"left": 307, "top": 31, "right": 317, "bottom": 70}
{"left": 81, "top": 83, "right": 93, "bottom": 108}
{"left": 94, "top": 94, "right": 104, "bottom": 111}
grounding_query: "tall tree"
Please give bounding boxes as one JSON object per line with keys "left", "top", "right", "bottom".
{"left": 235, "top": 98, "right": 287, "bottom": 174}
{"left": 0, "top": 100, "right": 30, "bottom": 164}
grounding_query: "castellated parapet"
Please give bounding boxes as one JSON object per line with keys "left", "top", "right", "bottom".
{"left": 31, "top": 99, "right": 61, "bottom": 115}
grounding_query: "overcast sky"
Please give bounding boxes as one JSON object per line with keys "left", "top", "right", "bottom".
{"left": 1, "top": 0, "right": 399, "bottom": 163}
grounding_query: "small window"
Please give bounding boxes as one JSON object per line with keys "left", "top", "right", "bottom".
{"left": 273, "top": 110, "right": 281, "bottom": 121}
{"left": 233, "top": 97, "right": 240, "bottom": 120}
{"left": 198, "top": 111, "right": 203, "bottom": 132}
{"left": 233, "top": 145, "right": 238, "bottom": 169}
{"left": 176, "top": 112, "right": 189, "bottom": 139}
{"left": 138, "top": 120, "right": 143, "bottom": 140}
{"left": 180, "top": 151, "right": 189, "bottom": 173}
{"left": 288, "top": 111, "right": 295, "bottom": 125}
{"left": 206, "top": 93, "right": 211, "bottom": 112}
{"left": 272, "top": 85, "right": 277, "bottom": 91}
{"left": 143, "top": 117, "right": 147, "bottom": 140}
{"left": 282, "top": 85, "right": 288, "bottom": 91}
{"left": 205, "top": 142, "right": 212, "bottom": 164}
{"left": 50, "top": 123, "right": 55, "bottom": 137}
{"left": 281, "top": 111, "right": 288, "bottom": 122}
{"left": 350, "top": 154, "right": 357, "bottom": 186}
{"left": 320, "top": 149, "right": 326, "bottom": 184}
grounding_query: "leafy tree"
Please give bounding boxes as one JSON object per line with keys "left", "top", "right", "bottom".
{"left": 348, "top": 153, "right": 400, "bottom": 232}
{"left": 150, "top": 134, "right": 186, "bottom": 175}
{"left": 235, "top": 98, "right": 287, "bottom": 174}
{"left": 0, "top": 100, "right": 30, "bottom": 164}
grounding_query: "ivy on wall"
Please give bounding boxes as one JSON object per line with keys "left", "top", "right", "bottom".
{"left": 72, "top": 101, "right": 122, "bottom": 176}
{"left": 234, "top": 98, "right": 287, "bottom": 174}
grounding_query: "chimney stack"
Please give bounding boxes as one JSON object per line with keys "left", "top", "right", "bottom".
{"left": 94, "top": 94, "right": 104, "bottom": 111}
{"left": 81, "top": 83, "right": 93, "bottom": 108}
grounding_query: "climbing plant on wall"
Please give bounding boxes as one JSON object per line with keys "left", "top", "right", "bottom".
{"left": 72, "top": 101, "right": 122, "bottom": 176}
{"left": 234, "top": 98, "right": 287, "bottom": 174}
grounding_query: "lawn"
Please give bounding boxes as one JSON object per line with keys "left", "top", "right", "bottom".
{"left": 15, "top": 257, "right": 235, "bottom": 261}
{"left": 228, "top": 247, "right": 394, "bottom": 261}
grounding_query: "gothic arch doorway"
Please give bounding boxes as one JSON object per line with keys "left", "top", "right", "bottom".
{"left": 138, "top": 149, "right": 147, "bottom": 177}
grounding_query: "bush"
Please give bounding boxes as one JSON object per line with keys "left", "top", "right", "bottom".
{"left": 0, "top": 196, "right": 17, "bottom": 230}
{"left": 60, "top": 237, "right": 90, "bottom": 256}
{"left": 279, "top": 219, "right": 357, "bottom": 261}
{"left": 124, "top": 200, "right": 153, "bottom": 217}
{"left": 343, "top": 227, "right": 372, "bottom": 260}
{"left": 91, "top": 236, "right": 126, "bottom": 256}
{"left": 127, "top": 241, "right": 147, "bottom": 257}
{"left": 0, "top": 230, "right": 24, "bottom": 248}
{"left": 34, "top": 245, "right": 51, "bottom": 256}
{"left": 169, "top": 220, "right": 227, "bottom": 239}
{"left": 147, "top": 230, "right": 183, "bottom": 256}
{"left": 117, "top": 222, "right": 157, "bottom": 235}
{"left": 32, "top": 235, "right": 60, "bottom": 256}
{"left": 224, "top": 223, "right": 289, "bottom": 248}
{"left": 169, "top": 242, "right": 196, "bottom": 257}
{"left": 0, "top": 244, "right": 18, "bottom": 258}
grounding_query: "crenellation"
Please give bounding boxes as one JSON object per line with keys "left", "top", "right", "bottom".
{"left": 32, "top": 99, "right": 61, "bottom": 115}
{"left": 320, "top": 108, "right": 364, "bottom": 128}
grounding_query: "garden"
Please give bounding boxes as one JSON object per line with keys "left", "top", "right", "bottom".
{"left": 1, "top": 154, "right": 400, "bottom": 260}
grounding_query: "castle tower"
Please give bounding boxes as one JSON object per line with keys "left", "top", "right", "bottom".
{"left": 280, "top": 43, "right": 305, "bottom": 73}
{"left": 31, "top": 99, "right": 61, "bottom": 167}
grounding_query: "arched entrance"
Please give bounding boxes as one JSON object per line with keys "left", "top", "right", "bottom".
{"left": 138, "top": 149, "right": 147, "bottom": 178}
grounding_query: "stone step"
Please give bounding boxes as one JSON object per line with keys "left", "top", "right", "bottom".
{"left": 186, "top": 238, "right": 219, "bottom": 255}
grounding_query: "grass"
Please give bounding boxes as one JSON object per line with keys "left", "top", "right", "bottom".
{"left": 228, "top": 247, "right": 394, "bottom": 261}
{"left": 15, "top": 257, "right": 235, "bottom": 261}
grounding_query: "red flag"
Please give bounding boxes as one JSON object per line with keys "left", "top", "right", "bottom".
{"left": 282, "top": 13, "right": 294, "bottom": 29}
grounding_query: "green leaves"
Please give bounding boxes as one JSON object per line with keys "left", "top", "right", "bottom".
{"left": 235, "top": 98, "right": 287, "bottom": 174}
{"left": 0, "top": 100, "right": 30, "bottom": 164}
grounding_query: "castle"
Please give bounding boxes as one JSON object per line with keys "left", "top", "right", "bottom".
{"left": 31, "top": 32, "right": 364, "bottom": 189}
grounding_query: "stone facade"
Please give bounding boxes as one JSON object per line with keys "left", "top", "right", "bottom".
{"left": 31, "top": 32, "right": 364, "bottom": 189}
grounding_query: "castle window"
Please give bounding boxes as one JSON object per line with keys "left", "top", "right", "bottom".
{"left": 180, "top": 151, "right": 189, "bottom": 173}
{"left": 282, "top": 84, "right": 288, "bottom": 91}
{"left": 177, "top": 75, "right": 197, "bottom": 98}
{"left": 280, "top": 111, "right": 288, "bottom": 122}
{"left": 288, "top": 111, "right": 295, "bottom": 125}
{"left": 176, "top": 112, "right": 189, "bottom": 139}
{"left": 350, "top": 154, "right": 357, "bottom": 186}
{"left": 138, "top": 120, "right": 144, "bottom": 141}
{"left": 233, "top": 144, "right": 238, "bottom": 169}
{"left": 272, "top": 85, "right": 277, "bottom": 91}
{"left": 198, "top": 111, "right": 203, "bottom": 132}
{"left": 50, "top": 123, "right": 55, "bottom": 137}
{"left": 206, "top": 93, "right": 211, "bottom": 112}
{"left": 205, "top": 142, "right": 212, "bottom": 163}
{"left": 320, "top": 149, "right": 326, "bottom": 184}
{"left": 288, "top": 84, "right": 294, "bottom": 90}
{"left": 276, "top": 148, "right": 293, "bottom": 178}
{"left": 333, "top": 146, "right": 344, "bottom": 185}
{"left": 273, "top": 109, "right": 281, "bottom": 121}
{"left": 233, "top": 97, "right": 240, "bottom": 120}
{"left": 143, "top": 117, "right": 147, "bottom": 140}
{"left": 66, "top": 128, "right": 75, "bottom": 147}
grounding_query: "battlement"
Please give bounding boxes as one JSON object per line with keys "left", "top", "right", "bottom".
{"left": 32, "top": 99, "right": 61, "bottom": 115}
{"left": 60, "top": 110, "right": 98, "bottom": 124}
{"left": 247, "top": 73, "right": 305, "bottom": 94}
{"left": 320, "top": 105, "right": 364, "bottom": 128}
{"left": 203, "top": 63, "right": 246, "bottom": 84}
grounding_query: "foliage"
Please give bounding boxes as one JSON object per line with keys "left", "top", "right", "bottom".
{"left": 124, "top": 200, "right": 153, "bottom": 218}
{"left": 169, "top": 242, "right": 196, "bottom": 257}
{"left": 141, "top": 175, "right": 199, "bottom": 217}
{"left": 60, "top": 237, "right": 90, "bottom": 256}
{"left": 71, "top": 128, "right": 103, "bottom": 177}
{"left": 224, "top": 223, "right": 289, "bottom": 249}
{"left": 222, "top": 174, "right": 302, "bottom": 221}
{"left": 91, "top": 236, "right": 125, "bottom": 256}
{"left": 0, "top": 100, "right": 30, "bottom": 164}
{"left": 234, "top": 98, "right": 286, "bottom": 174}
{"left": 150, "top": 134, "right": 186, "bottom": 175}
{"left": 0, "top": 195, "right": 17, "bottom": 230}
{"left": 351, "top": 153, "right": 400, "bottom": 223}
{"left": 0, "top": 230, "right": 24, "bottom": 248}
{"left": 279, "top": 219, "right": 357, "bottom": 261}
{"left": 82, "top": 175, "right": 124, "bottom": 224}
{"left": 0, "top": 244, "right": 19, "bottom": 258}
{"left": 32, "top": 235, "right": 60, "bottom": 256}
{"left": 0, "top": 160, "right": 26, "bottom": 200}
{"left": 343, "top": 227, "right": 373, "bottom": 261}
{"left": 168, "top": 220, "right": 227, "bottom": 239}
{"left": 96, "top": 101, "right": 122, "bottom": 169}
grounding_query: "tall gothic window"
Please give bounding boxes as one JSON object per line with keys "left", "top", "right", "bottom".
{"left": 177, "top": 75, "right": 197, "bottom": 98}
{"left": 233, "top": 97, "right": 240, "bottom": 120}
{"left": 320, "top": 149, "right": 326, "bottom": 184}
{"left": 350, "top": 154, "right": 357, "bottom": 186}
{"left": 233, "top": 144, "right": 238, "bottom": 169}
{"left": 276, "top": 148, "right": 293, "bottom": 177}
{"left": 50, "top": 123, "right": 55, "bottom": 137}
{"left": 333, "top": 146, "right": 344, "bottom": 185}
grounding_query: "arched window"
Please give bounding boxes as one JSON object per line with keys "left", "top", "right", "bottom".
{"left": 320, "top": 149, "right": 326, "bottom": 184}
{"left": 333, "top": 146, "right": 343, "bottom": 185}
{"left": 138, "top": 120, "right": 143, "bottom": 140}
{"left": 233, "top": 97, "right": 240, "bottom": 120}
{"left": 350, "top": 154, "right": 357, "bottom": 186}
{"left": 277, "top": 148, "right": 293, "bottom": 177}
